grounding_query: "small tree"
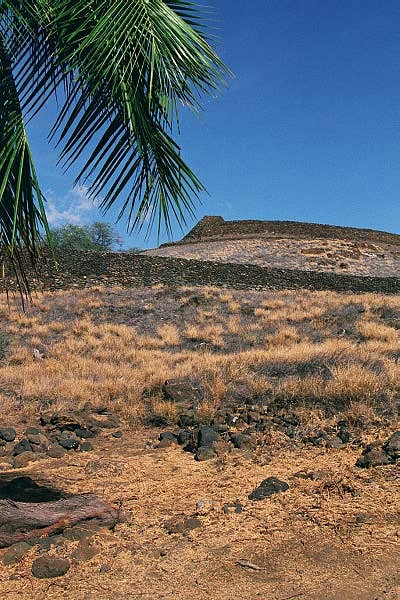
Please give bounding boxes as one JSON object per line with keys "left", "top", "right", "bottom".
{"left": 51, "top": 224, "right": 97, "bottom": 251}
{"left": 51, "top": 222, "right": 121, "bottom": 251}
{"left": 89, "top": 222, "right": 122, "bottom": 251}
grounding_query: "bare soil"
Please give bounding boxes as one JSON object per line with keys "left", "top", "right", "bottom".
{"left": 0, "top": 429, "right": 399, "bottom": 600}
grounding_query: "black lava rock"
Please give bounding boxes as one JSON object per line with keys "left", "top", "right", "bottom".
{"left": 337, "top": 420, "right": 351, "bottom": 443}
{"left": 177, "top": 411, "right": 198, "bottom": 428}
{"left": 2, "top": 542, "right": 32, "bottom": 566}
{"left": 0, "top": 427, "right": 16, "bottom": 442}
{"left": 159, "top": 431, "right": 176, "bottom": 441}
{"left": 56, "top": 432, "right": 80, "bottom": 450}
{"left": 148, "top": 415, "right": 169, "bottom": 427}
{"left": 13, "top": 439, "right": 32, "bottom": 455}
{"left": 249, "top": 477, "right": 289, "bottom": 500}
{"left": 25, "top": 426, "right": 41, "bottom": 436}
{"left": 356, "top": 446, "right": 392, "bottom": 468}
{"left": 75, "top": 428, "right": 96, "bottom": 439}
{"left": 383, "top": 431, "right": 400, "bottom": 461}
{"left": 195, "top": 447, "right": 216, "bottom": 461}
{"left": 230, "top": 433, "right": 256, "bottom": 449}
{"left": 31, "top": 556, "right": 70, "bottom": 579}
{"left": 177, "top": 430, "right": 192, "bottom": 445}
{"left": 197, "top": 426, "right": 218, "bottom": 448}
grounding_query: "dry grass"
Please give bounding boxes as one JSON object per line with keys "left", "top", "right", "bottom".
{"left": 0, "top": 286, "right": 399, "bottom": 427}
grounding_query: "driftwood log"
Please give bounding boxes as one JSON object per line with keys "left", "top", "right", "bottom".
{"left": 0, "top": 493, "right": 119, "bottom": 548}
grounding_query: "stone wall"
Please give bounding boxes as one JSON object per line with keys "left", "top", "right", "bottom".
{"left": 177, "top": 216, "right": 400, "bottom": 246}
{"left": 3, "top": 250, "right": 400, "bottom": 294}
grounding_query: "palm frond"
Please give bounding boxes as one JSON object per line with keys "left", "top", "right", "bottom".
{"left": 0, "top": 30, "right": 50, "bottom": 297}
{"left": 42, "top": 0, "right": 231, "bottom": 233}
{"left": 0, "top": 0, "right": 231, "bottom": 297}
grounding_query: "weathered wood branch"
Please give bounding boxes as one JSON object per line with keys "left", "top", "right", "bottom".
{"left": 0, "top": 493, "right": 119, "bottom": 548}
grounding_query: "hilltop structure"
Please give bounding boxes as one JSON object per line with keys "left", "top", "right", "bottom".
{"left": 178, "top": 216, "right": 400, "bottom": 246}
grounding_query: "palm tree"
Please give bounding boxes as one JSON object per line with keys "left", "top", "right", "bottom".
{"left": 0, "top": 0, "right": 230, "bottom": 294}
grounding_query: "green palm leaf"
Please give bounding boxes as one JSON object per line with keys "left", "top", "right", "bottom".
{"left": 0, "top": 28, "right": 50, "bottom": 298}
{"left": 0, "top": 0, "right": 231, "bottom": 295}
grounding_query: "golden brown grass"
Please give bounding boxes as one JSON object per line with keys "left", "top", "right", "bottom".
{"left": 0, "top": 286, "right": 399, "bottom": 428}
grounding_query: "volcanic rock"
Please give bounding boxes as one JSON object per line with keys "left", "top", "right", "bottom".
{"left": 249, "top": 477, "right": 289, "bottom": 500}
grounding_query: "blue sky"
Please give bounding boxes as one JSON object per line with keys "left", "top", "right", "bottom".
{"left": 27, "top": 1, "right": 400, "bottom": 249}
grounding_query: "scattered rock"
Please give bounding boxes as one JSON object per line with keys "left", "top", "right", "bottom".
{"left": 158, "top": 437, "right": 176, "bottom": 448}
{"left": 84, "top": 460, "right": 103, "bottom": 475}
{"left": 177, "top": 410, "right": 198, "bottom": 428}
{"left": 27, "top": 433, "right": 49, "bottom": 451}
{"left": 0, "top": 427, "right": 16, "bottom": 442}
{"left": 356, "top": 446, "right": 392, "bottom": 468}
{"left": 337, "top": 420, "right": 351, "bottom": 443}
{"left": 13, "top": 451, "right": 38, "bottom": 468}
{"left": 383, "top": 431, "right": 400, "bottom": 461}
{"left": 326, "top": 436, "right": 344, "bottom": 449}
{"left": 230, "top": 433, "right": 256, "bottom": 449}
{"left": 355, "top": 432, "right": 400, "bottom": 468}
{"left": 75, "top": 428, "right": 95, "bottom": 439}
{"left": 213, "top": 439, "right": 232, "bottom": 457}
{"left": 294, "top": 468, "right": 333, "bottom": 481}
{"left": 13, "top": 439, "right": 32, "bottom": 455}
{"left": 2, "top": 542, "right": 31, "bottom": 566}
{"left": 197, "top": 426, "right": 218, "bottom": 448}
{"left": 355, "top": 512, "right": 377, "bottom": 524}
{"left": 80, "top": 441, "right": 94, "bottom": 452}
{"left": 164, "top": 516, "right": 202, "bottom": 534}
{"left": 63, "top": 522, "right": 104, "bottom": 542}
{"left": 25, "top": 427, "right": 41, "bottom": 437}
{"left": 163, "top": 378, "right": 203, "bottom": 408}
{"left": 112, "top": 430, "right": 123, "bottom": 439}
{"left": 249, "top": 477, "right": 289, "bottom": 500}
{"left": 56, "top": 431, "right": 80, "bottom": 450}
{"left": 31, "top": 556, "right": 70, "bottom": 579}
{"left": 195, "top": 447, "right": 216, "bottom": 461}
{"left": 305, "top": 431, "right": 329, "bottom": 447}
{"left": 35, "top": 535, "right": 66, "bottom": 551}
{"left": 47, "top": 443, "right": 66, "bottom": 458}
{"left": 72, "top": 538, "right": 98, "bottom": 562}
{"left": 177, "top": 430, "right": 192, "bottom": 445}
{"left": 159, "top": 431, "right": 176, "bottom": 441}
{"left": 222, "top": 501, "right": 244, "bottom": 514}
{"left": 148, "top": 415, "right": 170, "bottom": 427}
{"left": 100, "top": 563, "right": 111, "bottom": 573}
{"left": 196, "top": 498, "right": 214, "bottom": 515}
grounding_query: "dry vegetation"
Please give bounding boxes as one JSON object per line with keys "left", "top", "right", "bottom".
{"left": 0, "top": 285, "right": 399, "bottom": 599}
{"left": 1, "top": 285, "right": 399, "bottom": 427}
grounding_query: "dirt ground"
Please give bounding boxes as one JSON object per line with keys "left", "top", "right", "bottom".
{"left": 0, "top": 427, "right": 399, "bottom": 600}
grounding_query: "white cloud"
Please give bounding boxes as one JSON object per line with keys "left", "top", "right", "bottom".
{"left": 45, "top": 185, "right": 99, "bottom": 227}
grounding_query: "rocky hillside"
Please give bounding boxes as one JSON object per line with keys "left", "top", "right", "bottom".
{"left": 143, "top": 216, "right": 400, "bottom": 278}
{"left": 3, "top": 218, "right": 400, "bottom": 295}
